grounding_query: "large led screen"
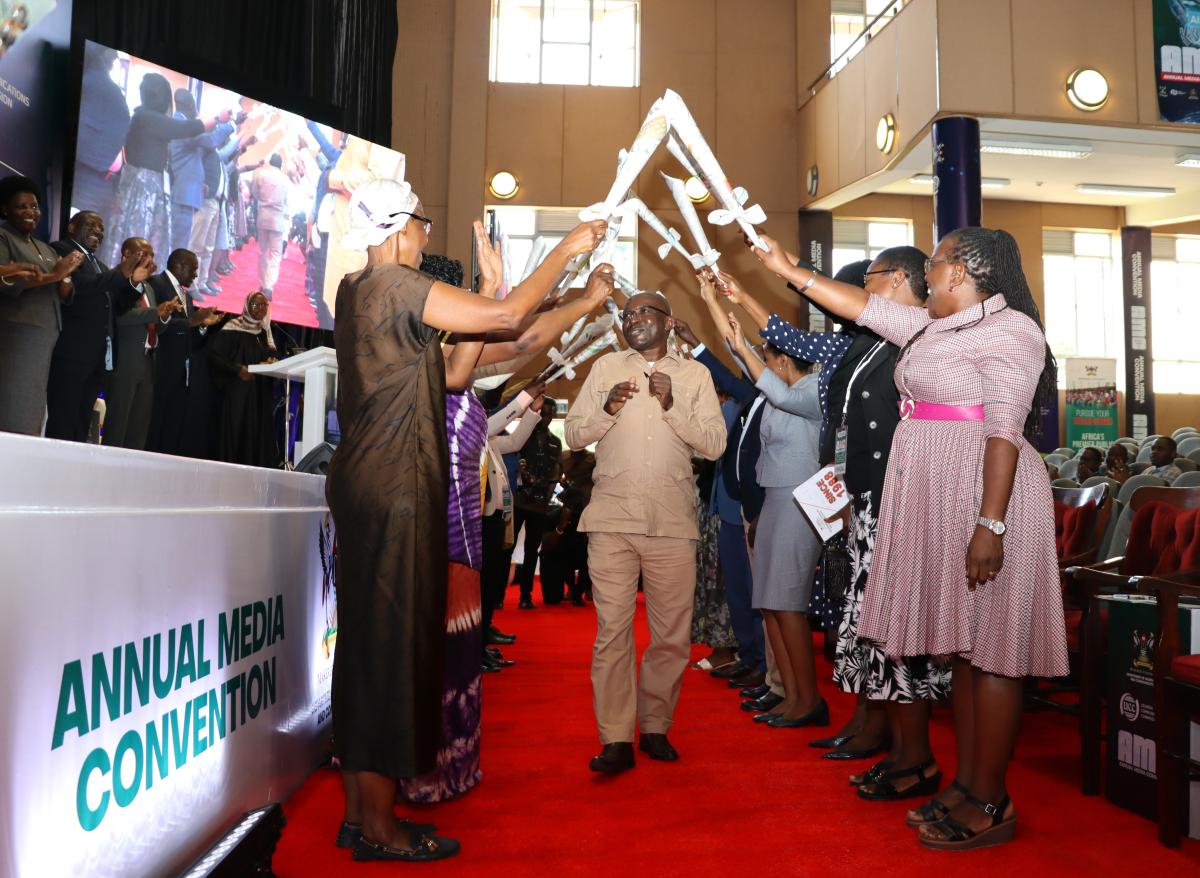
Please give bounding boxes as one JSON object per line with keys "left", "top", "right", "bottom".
{"left": 71, "top": 40, "right": 405, "bottom": 329}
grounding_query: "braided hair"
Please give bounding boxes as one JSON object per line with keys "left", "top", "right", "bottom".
{"left": 945, "top": 227, "right": 1057, "bottom": 440}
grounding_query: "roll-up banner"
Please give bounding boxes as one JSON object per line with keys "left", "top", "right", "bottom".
{"left": 1121, "top": 227, "right": 1155, "bottom": 441}
{"left": 1065, "top": 358, "right": 1119, "bottom": 452}
{"left": 0, "top": 434, "right": 336, "bottom": 877}
{"left": 797, "top": 209, "right": 833, "bottom": 331}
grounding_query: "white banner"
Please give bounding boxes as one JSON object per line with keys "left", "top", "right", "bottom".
{"left": 0, "top": 435, "right": 335, "bottom": 878}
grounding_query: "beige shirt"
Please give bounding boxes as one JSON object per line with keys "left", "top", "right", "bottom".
{"left": 565, "top": 349, "right": 726, "bottom": 540}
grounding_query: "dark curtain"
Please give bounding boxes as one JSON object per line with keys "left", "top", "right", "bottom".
{"left": 70, "top": 0, "right": 396, "bottom": 142}
{"left": 68, "top": 0, "right": 399, "bottom": 350}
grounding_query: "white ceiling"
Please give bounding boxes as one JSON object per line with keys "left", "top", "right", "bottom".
{"left": 826, "top": 117, "right": 1200, "bottom": 226}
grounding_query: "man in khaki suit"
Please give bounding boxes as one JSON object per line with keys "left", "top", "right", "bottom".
{"left": 565, "top": 291, "right": 726, "bottom": 774}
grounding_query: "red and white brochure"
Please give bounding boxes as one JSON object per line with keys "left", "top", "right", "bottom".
{"left": 792, "top": 465, "right": 850, "bottom": 541}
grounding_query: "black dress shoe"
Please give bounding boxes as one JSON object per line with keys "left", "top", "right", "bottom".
{"left": 637, "top": 733, "right": 679, "bottom": 762}
{"left": 766, "top": 699, "right": 830, "bottom": 728}
{"left": 741, "top": 692, "right": 785, "bottom": 713}
{"left": 518, "top": 597, "right": 535, "bottom": 610}
{"left": 809, "top": 732, "right": 855, "bottom": 749}
{"left": 710, "top": 661, "right": 749, "bottom": 679}
{"left": 570, "top": 596, "right": 586, "bottom": 607}
{"left": 728, "top": 670, "right": 765, "bottom": 689}
{"left": 481, "top": 656, "right": 502, "bottom": 674}
{"left": 752, "top": 711, "right": 780, "bottom": 724}
{"left": 740, "top": 683, "right": 771, "bottom": 699}
{"left": 821, "top": 737, "right": 891, "bottom": 761}
{"left": 589, "top": 742, "right": 635, "bottom": 774}
{"left": 486, "top": 627, "right": 516, "bottom": 645}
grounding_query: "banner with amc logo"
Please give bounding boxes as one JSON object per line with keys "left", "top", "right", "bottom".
{"left": 1104, "top": 595, "right": 1200, "bottom": 838}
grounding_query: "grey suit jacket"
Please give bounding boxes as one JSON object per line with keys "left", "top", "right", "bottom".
{"left": 0, "top": 222, "right": 66, "bottom": 331}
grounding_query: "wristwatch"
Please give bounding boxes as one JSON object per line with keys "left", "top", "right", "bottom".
{"left": 977, "top": 516, "right": 1006, "bottom": 536}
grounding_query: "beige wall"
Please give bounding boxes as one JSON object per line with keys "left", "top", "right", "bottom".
{"left": 394, "top": 0, "right": 804, "bottom": 397}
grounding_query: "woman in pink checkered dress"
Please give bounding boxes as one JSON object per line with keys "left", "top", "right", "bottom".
{"left": 748, "top": 227, "right": 1067, "bottom": 852}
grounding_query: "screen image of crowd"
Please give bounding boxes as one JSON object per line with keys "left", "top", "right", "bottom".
{"left": 72, "top": 40, "right": 405, "bottom": 330}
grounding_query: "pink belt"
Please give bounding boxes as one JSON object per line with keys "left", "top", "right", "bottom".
{"left": 899, "top": 398, "right": 984, "bottom": 421}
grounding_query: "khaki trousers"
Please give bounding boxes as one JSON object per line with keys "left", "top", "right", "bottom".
{"left": 587, "top": 531, "right": 696, "bottom": 744}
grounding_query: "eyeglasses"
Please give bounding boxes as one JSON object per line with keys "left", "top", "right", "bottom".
{"left": 862, "top": 268, "right": 905, "bottom": 278}
{"left": 620, "top": 304, "right": 670, "bottom": 323}
{"left": 398, "top": 211, "right": 433, "bottom": 235}
{"left": 924, "top": 258, "right": 951, "bottom": 273}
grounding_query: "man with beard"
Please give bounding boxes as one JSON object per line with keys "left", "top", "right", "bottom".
{"left": 565, "top": 290, "right": 725, "bottom": 774}
{"left": 46, "top": 211, "right": 156, "bottom": 441}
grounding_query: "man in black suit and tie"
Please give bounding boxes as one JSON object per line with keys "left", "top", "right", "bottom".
{"left": 45, "top": 211, "right": 156, "bottom": 441}
{"left": 146, "top": 248, "right": 223, "bottom": 456}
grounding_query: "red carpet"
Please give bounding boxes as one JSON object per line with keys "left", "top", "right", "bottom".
{"left": 274, "top": 591, "right": 1200, "bottom": 876}
{"left": 198, "top": 238, "right": 318, "bottom": 327}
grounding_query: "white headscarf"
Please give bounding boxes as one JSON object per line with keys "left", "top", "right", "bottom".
{"left": 340, "top": 178, "right": 420, "bottom": 251}
{"left": 219, "top": 292, "right": 276, "bottom": 351}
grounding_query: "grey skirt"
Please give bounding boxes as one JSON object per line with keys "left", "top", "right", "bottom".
{"left": 752, "top": 485, "right": 820, "bottom": 612}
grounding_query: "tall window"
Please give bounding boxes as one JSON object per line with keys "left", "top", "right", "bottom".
{"left": 486, "top": 205, "right": 637, "bottom": 289}
{"left": 490, "top": 0, "right": 640, "bottom": 87}
{"left": 1150, "top": 236, "right": 1200, "bottom": 394}
{"left": 829, "top": 0, "right": 902, "bottom": 76}
{"left": 831, "top": 218, "right": 912, "bottom": 276}
{"left": 1042, "top": 230, "right": 1122, "bottom": 386}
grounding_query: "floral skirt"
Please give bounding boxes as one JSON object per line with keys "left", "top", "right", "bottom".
{"left": 691, "top": 507, "right": 736, "bottom": 648}
{"left": 832, "top": 492, "right": 951, "bottom": 703}
{"left": 397, "top": 561, "right": 482, "bottom": 801}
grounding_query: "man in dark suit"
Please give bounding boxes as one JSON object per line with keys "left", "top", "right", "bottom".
{"left": 73, "top": 44, "right": 130, "bottom": 220}
{"left": 45, "top": 211, "right": 156, "bottom": 441}
{"left": 168, "top": 90, "right": 234, "bottom": 254}
{"left": 674, "top": 319, "right": 768, "bottom": 690}
{"left": 104, "top": 238, "right": 180, "bottom": 449}
{"left": 146, "top": 249, "right": 222, "bottom": 456}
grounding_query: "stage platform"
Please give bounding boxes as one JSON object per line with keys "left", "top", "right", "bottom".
{"left": 0, "top": 434, "right": 334, "bottom": 878}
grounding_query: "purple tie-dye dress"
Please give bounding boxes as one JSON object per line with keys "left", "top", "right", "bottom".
{"left": 398, "top": 389, "right": 486, "bottom": 801}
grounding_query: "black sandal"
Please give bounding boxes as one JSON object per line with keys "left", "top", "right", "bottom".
{"left": 849, "top": 759, "right": 893, "bottom": 787}
{"left": 906, "top": 779, "right": 967, "bottom": 827}
{"left": 856, "top": 758, "right": 941, "bottom": 801}
{"left": 919, "top": 792, "right": 1016, "bottom": 851}
{"left": 352, "top": 832, "right": 461, "bottom": 862}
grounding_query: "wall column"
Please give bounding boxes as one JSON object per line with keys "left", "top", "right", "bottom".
{"left": 931, "top": 116, "right": 981, "bottom": 241}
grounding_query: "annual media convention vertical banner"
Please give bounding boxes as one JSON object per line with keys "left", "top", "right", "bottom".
{"left": 1155, "top": 0, "right": 1200, "bottom": 123}
{"left": 1120, "top": 227, "right": 1155, "bottom": 441}
{"left": 0, "top": 0, "right": 72, "bottom": 236}
{"left": 0, "top": 435, "right": 336, "bottom": 878}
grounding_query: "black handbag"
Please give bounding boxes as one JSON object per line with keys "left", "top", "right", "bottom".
{"left": 820, "top": 535, "right": 853, "bottom": 611}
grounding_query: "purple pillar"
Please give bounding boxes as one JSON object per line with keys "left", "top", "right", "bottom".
{"left": 932, "top": 116, "right": 981, "bottom": 241}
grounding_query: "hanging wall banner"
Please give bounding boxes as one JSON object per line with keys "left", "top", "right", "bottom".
{"left": 1065, "top": 358, "right": 1118, "bottom": 452}
{"left": 1154, "top": 0, "right": 1200, "bottom": 123}
{"left": 1121, "top": 227, "right": 1155, "bottom": 440}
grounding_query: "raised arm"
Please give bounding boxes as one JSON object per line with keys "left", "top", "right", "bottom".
{"left": 422, "top": 220, "right": 606, "bottom": 335}
{"left": 721, "top": 312, "right": 766, "bottom": 384}
{"left": 672, "top": 316, "right": 754, "bottom": 403}
{"left": 748, "top": 234, "right": 869, "bottom": 322}
{"left": 473, "top": 264, "right": 614, "bottom": 366}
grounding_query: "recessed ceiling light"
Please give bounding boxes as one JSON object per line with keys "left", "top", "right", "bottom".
{"left": 1176, "top": 152, "right": 1200, "bottom": 168}
{"left": 980, "top": 137, "right": 1093, "bottom": 159}
{"left": 1075, "top": 183, "right": 1175, "bottom": 198}
{"left": 1066, "top": 68, "right": 1109, "bottom": 112}
{"left": 909, "top": 174, "right": 1011, "bottom": 189}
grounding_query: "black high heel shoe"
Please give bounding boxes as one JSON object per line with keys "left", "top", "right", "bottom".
{"left": 821, "top": 735, "right": 892, "bottom": 761}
